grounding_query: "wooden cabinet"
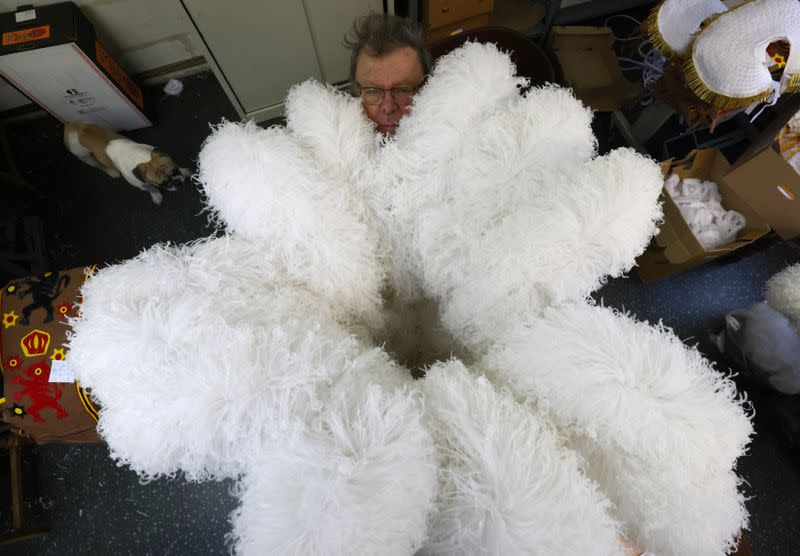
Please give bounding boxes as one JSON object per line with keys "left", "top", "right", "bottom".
{"left": 424, "top": 0, "right": 494, "bottom": 44}
{"left": 425, "top": 0, "right": 494, "bottom": 29}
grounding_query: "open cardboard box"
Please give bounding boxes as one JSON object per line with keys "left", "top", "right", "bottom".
{"left": 547, "top": 26, "right": 640, "bottom": 112}
{"left": 636, "top": 145, "right": 800, "bottom": 283}
{"left": 725, "top": 142, "right": 800, "bottom": 240}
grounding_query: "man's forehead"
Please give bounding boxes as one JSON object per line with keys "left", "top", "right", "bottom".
{"left": 356, "top": 46, "right": 424, "bottom": 87}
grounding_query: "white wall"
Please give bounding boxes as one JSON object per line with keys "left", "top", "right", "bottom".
{"left": 0, "top": 0, "right": 204, "bottom": 110}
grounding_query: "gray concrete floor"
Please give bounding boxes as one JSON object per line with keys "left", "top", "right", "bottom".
{"left": 3, "top": 70, "right": 800, "bottom": 555}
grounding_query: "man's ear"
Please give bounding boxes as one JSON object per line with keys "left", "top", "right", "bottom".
{"left": 133, "top": 164, "right": 147, "bottom": 184}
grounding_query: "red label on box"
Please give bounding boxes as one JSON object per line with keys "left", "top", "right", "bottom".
{"left": 94, "top": 41, "right": 144, "bottom": 109}
{"left": 2, "top": 25, "right": 50, "bottom": 46}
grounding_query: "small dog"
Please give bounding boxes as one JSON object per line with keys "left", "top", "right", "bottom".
{"left": 64, "top": 121, "right": 191, "bottom": 205}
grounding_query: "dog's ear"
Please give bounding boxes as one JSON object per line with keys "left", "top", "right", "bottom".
{"left": 133, "top": 163, "right": 148, "bottom": 184}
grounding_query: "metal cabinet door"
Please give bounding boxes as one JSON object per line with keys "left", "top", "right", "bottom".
{"left": 181, "top": 0, "right": 323, "bottom": 120}
{"left": 302, "top": 0, "right": 383, "bottom": 84}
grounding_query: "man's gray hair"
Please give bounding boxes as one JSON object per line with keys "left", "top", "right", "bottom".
{"left": 344, "top": 13, "right": 432, "bottom": 94}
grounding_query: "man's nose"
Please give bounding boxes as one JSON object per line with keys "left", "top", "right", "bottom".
{"left": 379, "top": 91, "right": 398, "bottom": 113}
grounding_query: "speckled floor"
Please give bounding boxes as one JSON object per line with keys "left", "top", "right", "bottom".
{"left": 3, "top": 69, "right": 800, "bottom": 555}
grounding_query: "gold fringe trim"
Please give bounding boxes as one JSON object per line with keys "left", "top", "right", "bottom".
{"left": 682, "top": 57, "right": 772, "bottom": 109}
{"left": 785, "top": 73, "right": 800, "bottom": 93}
{"left": 646, "top": 1, "right": 681, "bottom": 60}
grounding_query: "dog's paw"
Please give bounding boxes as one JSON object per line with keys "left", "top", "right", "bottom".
{"left": 166, "top": 184, "right": 177, "bottom": 192}
{"left": 150, "top": 192, "right": 164, "bottom": 205}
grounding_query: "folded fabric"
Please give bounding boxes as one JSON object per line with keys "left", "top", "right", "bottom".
{"left": 665, "top": 174, "right": 746, "bottom": 248}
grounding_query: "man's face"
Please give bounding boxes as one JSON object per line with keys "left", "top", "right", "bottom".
{"left": 355, "top": 46, "right": 425, "bottom": 136}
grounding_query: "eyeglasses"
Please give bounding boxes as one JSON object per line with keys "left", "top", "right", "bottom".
{"left": 357, "top": 85, "right": 419, "bottom": 107}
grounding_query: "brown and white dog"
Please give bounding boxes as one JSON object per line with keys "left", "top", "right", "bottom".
{"left": 64, "top": 121, "right": 191, "bottom": 205}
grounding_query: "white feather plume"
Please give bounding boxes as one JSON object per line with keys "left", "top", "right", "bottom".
{"left": 68, "top": 236, "right": 369, "bottom": 481}
{"left": 420, "top": 361, "right": 624, "bottom": 555}
{"left": 437, "top": 147, "right": 664, "bottom": 349}
{"left": 67, "top": 40, "right": 750, "bottom": 556}
{"left": 365, "top": 43, "right": 663, "bottom": 349}
{"left": 197, "top": 120, "right": 385, "bottom": 329}
{"left": 229, "top": 371, "right": 436, "bottom": 556}
{"left": 481, "top": 303, "right": 752, "bottom": 555}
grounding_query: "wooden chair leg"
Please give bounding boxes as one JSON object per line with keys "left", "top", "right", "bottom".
{"left": 9, "top": 436, "right": 23, "bottom": 531}
{"left": 0, "top": 434, "right": 49, "bottom": 544}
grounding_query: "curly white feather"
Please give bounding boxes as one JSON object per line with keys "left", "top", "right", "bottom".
{"left": 68, "top": 236, "right": 369, "bottom": 481}
{"left": 438, "top": 147, "right": 663, "bottom": 349}
{"left": 197, "top": 120, "right": 385, "bottom": 328}
{"left": 67, "top": 40, "right": 749, "bottom": 556}
{"left": 420, "top": 361, "right": 624, "bottom": 555}
{"left": 229, "top": 371, "right": 436, "bottom": 556}
{"left": 481, "top": 303, "right": 752, "bottom": 555}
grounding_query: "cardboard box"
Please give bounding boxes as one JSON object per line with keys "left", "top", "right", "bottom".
{"left": 0, "top": 2, "right": 150, "bottom": 131}
{"left": 547, "top": 26, "right": 640, "bottom": 112}
{"left": 636, "top": 149, "right": 773, "bottom": 283}
{"left": 724, "top": 143, "right": 800, "bottom": 241}
{"left": 656, "top": 150, "right": 771, "bottom": 263}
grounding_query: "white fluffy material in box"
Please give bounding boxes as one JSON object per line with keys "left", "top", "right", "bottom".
{"left": 765, "top": 262, "right": 800, "bottom": 331}
{"left": 419, "top": 361, "right": 623, "bottom": 555}
{"left": 481, "top": 303, "right": 752, "bottom": 555}
{"left": 229, "top": 376, "right": 436, "bottom": 556}
{"left": 664, "top": 174, "right": 746, "bottom": 249}
{"left": 68, "top": 236, "right": 373, "bottom": 481}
